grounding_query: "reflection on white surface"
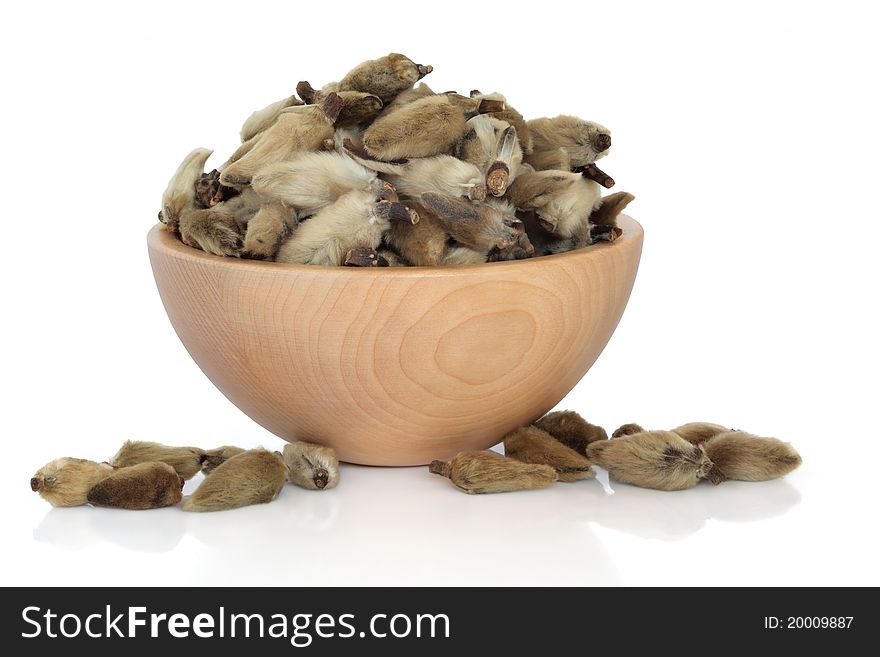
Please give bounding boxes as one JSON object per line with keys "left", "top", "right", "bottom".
{"left": 35, "top": 505, "right": 188, "bottom": 552}
{"left": 179, "top": 465, "right": 622, "bottom": 585}
{"left": 27, "top": 465, "right": 802, "bottom": 586}
{"left": 588, "top": 477, "right": 801, "bottom": 540}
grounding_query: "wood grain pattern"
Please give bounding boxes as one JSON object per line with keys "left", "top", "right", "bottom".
{"left": 147, "top": 215, "right": 643, "bottom": 465}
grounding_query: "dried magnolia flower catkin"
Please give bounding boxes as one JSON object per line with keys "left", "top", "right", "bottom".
{"left": 587, "top": 431, "right": 722, "bottom": 491}
{"left": 384, "top": 204, "right": 449, "bottom": 265}
{"left": 242, "top": 200, "right": 298, "bottom": 260}
{"left": 297, "top": 83, "right": 385, "bottom": 128}
{"left": 275, "top": 189, "right": 417, "bottom": 266}
{"left": 503, "top": 426, "right": 595, "bottom": 482}
{"left": 282, "top": 442, "right": 340, "bottom": 490}
{"left": 670, "top": 422, "right": 731, "bottom": 445}
{"left": 220, "top": 93, "right": 343, "bottom": 187}
{"left": 158, "top": 148, "right": 213, "bottom": 231}
{"left": 176, "top": 186, "right": 265, "bottom": 258}
{"left": 362, "top": 95, "right": 472, "bottom": 160}
{"left": 200, "top": 446, "right": 247, "bottom": 476}
{"left": 87, "top": 462, "right": 183, "bottom": 510}
{"left": 611, "top": 423, "right": 645, "bottom": 438}
{"left": 507, "top": 170, "right": 601, "bottom": 238}
{"left": 418, "top": 192, "right": 527, "bottom": 255}
{"left": 534, "top": 411, "right": 608, "bottom": 456}
{"left": 346, "top": 150, "right": 488, "bottom": 202}
{"left": 252, "top": 151, "right": 383, "bottom": 216}
{"left": 456, "top": 115, "right": 523, "bottom": 197}
{"left": 183, "top": 449, "right": 288, "bottom": 512}
{"left": 329, "top": 91, "right": 385, "bottom": 128}
{"left": 31, "top": 458, "right": 113, "bottom": 507}
{"left": 110, "top": 441, "right": 205, "bottom": 481}
{"left": 429, "top": 451, "right": 557, "bottom": 494}
{"left": 337, "top": 53, "right": 432, "bottom": 104}
{"left": 526, "top": 116, "right": 611, "bottom": 170}
{"left": 589, "top": 191, "right": 634, "bottom": 226}
{"left": 703, "top": 432, "right": 802, "bottom": 481}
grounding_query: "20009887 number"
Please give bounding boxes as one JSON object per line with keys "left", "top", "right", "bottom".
{"left": 789, "top": 617, "right": 852, "bottom": 629}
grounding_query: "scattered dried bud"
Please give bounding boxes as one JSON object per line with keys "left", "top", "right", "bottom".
{"left": 183, "top": 449, "right": 287, "bottom": 512}
{"left": 109, "top": 441, "right": 205, "bottom": 481}
{"left": 31, "top": 458, "right": 114, "bottom": 507}
{"left": 429, "top": 451, "right": 557, "bottom": 494}
{"left": 703, "top": 432, "right": 802, "bottom": 481}
{"left": 282, "top": 442, "right": 340, "bottom": 490}
{"left": 87, "top": 462, "right": 183, "bottom": 510}
{"left": 534, "top": 411, "right": 608, "bottom": 456}
{"left": 504, "top": 426, "right": 595, "bottom": 482}
{"left": 587, "top": 431, "right": 720, "bottom": 491}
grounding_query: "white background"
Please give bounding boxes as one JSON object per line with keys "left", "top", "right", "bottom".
{"left": 2, "top": 0, "right": 878, "bottom": 586}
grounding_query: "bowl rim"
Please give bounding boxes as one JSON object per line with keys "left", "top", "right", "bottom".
{"left": 148, "top": 214, "right": 642, "bottom": 276}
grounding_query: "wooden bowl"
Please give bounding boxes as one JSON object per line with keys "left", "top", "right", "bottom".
{"left": 147, "top": 216, "right": 643, "bottom": 465}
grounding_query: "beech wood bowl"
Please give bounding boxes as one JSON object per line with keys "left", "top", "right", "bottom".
{"left": 147, "top": 215, "right": 643, "bottom": 465}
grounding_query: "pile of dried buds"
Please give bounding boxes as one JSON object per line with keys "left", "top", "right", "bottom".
{"left": 31, "top": 440, "right": 339, "bottom": 512}
{"left": 158, "top": 53, "right": 634, "bottom": 267}
{"left": 430, "top": 412, "right": 802, "bottom": 493}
